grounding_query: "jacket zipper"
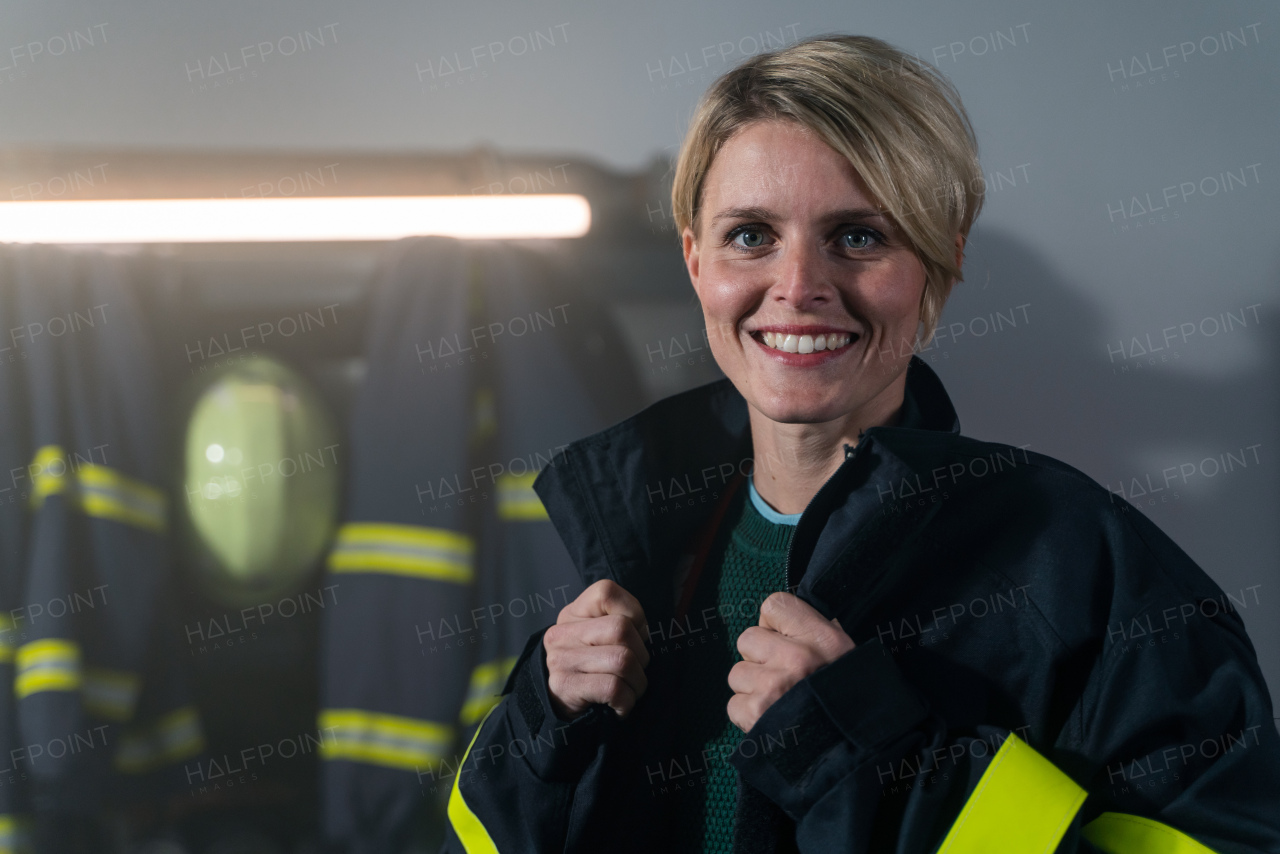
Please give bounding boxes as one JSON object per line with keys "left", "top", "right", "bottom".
{"left": 783, "top": 439, "right": 863, "bottom": 592}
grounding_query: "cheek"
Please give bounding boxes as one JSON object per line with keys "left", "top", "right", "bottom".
{"left": 699, "top": 278, "right": 755, "bottom": 331}
{"left": 700, "top": 265, "right": 752, "bottom": 304}
{"left": 884, "top": 292, "right": 922, "bottom": 328}
{"left": 869, "top": 270, "right": 927, "bottom": 331}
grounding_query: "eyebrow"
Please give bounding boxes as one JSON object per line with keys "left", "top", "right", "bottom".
{"left": 710, "top": 206, "right": 891, "bottom": 226}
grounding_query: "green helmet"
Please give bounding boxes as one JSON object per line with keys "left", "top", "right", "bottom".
{"left": 179, "top": 355, "right": 341, "bottom": 607}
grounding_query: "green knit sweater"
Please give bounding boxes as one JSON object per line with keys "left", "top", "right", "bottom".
{"left": 673, "top": 483, "right": 796, "bottom": 852}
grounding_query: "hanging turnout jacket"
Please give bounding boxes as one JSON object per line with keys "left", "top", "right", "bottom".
{"left": 1, "top": 245, "right": 204, "bottom": 851}
{"left": 319, "top": 237, "right": 482, "bottom": 854}
{"left": 442, "top": 355, "right": 1280, "bottom": 854}
{"left": 320, "top": 237, "right": 641, "bottom": 853}
{"left": 0, "top": 251, "right": 34, "bottom": 850}
{"left": 450, "top": 243, "right": 618, "bottom": 745}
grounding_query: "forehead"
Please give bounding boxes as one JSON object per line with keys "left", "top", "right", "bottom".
{"left": 702, "top": 120, "right": 876, "bottom": 211}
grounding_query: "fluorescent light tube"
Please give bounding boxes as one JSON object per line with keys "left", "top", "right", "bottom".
{"left": 0, "top": 195, "right": 591, "bottom": 243}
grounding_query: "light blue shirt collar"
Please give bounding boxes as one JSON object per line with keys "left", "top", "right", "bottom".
{"left": 747, "top": 475, "right": 802, "bottom": 526}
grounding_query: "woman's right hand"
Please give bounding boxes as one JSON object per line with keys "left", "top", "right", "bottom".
{"left": 543, "top": 579, "right": 651, "bottom": 721}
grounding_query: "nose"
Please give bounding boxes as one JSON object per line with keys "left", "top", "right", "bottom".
{"left": 771, "top": 242, "right": 834, "bottom": 311}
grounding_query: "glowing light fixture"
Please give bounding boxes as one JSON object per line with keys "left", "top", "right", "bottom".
{"left": 0, "top": 194, "right": 591, "bottom": 243}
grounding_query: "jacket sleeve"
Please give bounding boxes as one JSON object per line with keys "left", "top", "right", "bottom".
{"left": 731, "top": 628, "right": 1280, "bottom": 854}
{"left": 439, "top": 626, "right": 612, "bottom": 853}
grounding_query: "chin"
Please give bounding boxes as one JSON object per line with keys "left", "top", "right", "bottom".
{"left": 753, "top": 389, "right": 854, "bottom": 425}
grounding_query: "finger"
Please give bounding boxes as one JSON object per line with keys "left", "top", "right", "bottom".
{"left": 560, "top": 580, "right": 649, "bottom": 641}
{"left": 594, "top": 581, "right": 649, "bottom": 642}
{"left": 544, "top": 615, "right": 651, "bottom": 667}
{"left": 726, "top": 659, "right": 763, "bottom": 695}
{"left": 558, "top": 579, "right": 618, "bottom": 622}
{"left": 547, "top": 644, "right": 648, "bottom": 699}
{"left": 563, "top": 614, "right": 650, "bottom": 667}
{"left": 553, "top": 671, "right": 640, "bottom": 718}
{"left": 735, "top": 624, "right": 789, "bottom": 664}
{"left": 758, "top": 591, "right": 832, "bottom": 641}
{"left": 726, "top": 693, "right": 754, "bottom": 734}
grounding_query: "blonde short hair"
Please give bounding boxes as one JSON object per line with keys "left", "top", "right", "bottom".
{"left": 671, "top": 34, "right": 985, "bottom": 343}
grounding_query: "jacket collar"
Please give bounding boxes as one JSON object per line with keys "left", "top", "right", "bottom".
{"left": 533, "top": 356, "right": 962, "bottom": 620}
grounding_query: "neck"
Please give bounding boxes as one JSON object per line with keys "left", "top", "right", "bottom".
{"left": 748, "top": 373, "right": 907, "bottom": 515}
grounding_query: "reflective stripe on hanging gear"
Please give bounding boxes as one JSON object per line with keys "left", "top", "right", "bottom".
{"left": 317, "top": 708, "right": 455, "bottom": 774}
{"left": 14, "top": 639, "right": 81, "bottom": 698}
{"left": 26, "top": 445, "right": 166, "bottom": 533}
{"left": 81, "top": 667, "right": 141, "bottom": 722}
{"left": 114, "top": 706, "right": 205, "bottom": 774}
{"left": 0, "top": 615, "right": 17, "bottom": 665}
{"left": 1083, "top": 812, "right": 1220, "bottom": 854}
{"left": 936, "top": 733, "right": 1086, "bottom": 854}
{"left": 0, "top": 813, "right": 35, "bottom": 854}
{"left": 27, "top": 446, "right": 72, "bottom": 504}
{"left": 447, "top": 704, "right": 501, "bottom": 854}
{"left": 459, "top": 657, "right": 518, "bottom": 726}
{"left": 76, "top": 462, "right": 166, "bottom": 533}
{"left": 495, "top": 473, "right": 548, "bottom": 521}
{"left": 327, "top": 522, "right": 475, "bottom": 583}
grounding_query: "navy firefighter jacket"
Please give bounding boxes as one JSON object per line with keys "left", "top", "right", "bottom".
{"left": 440, "top": 356, "right": 1280, "bottom": 854}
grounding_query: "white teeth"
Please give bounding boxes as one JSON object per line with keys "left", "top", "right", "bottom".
{"left": 760, "top": 331, "right": 854, "bottom": 352}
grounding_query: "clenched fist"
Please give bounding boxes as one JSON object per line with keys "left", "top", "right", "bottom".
{"left": 544, "top": 579, "right": 651, "bottom": 721}
{"left": 728, "top": 591, "right": 855, "bottom": 733}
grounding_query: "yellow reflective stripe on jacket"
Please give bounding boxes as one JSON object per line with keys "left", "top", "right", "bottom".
{"left": 14, "top": 639, "right": 81, "bottom": 698}
{"left": 327, "top": 523, "right": 475, "bottom": 583}
{"left": 28, "top": 446, "right": 71, "bottom": 503}
{"left": 115, "top": 706, "right": 205, "bottom": 774}
{"left": 496, "top": 473, "right": 548, "bottom": 521}
{"left": 27, "top": 445, "right": 167, "bottom": 533}
{"left": 15, "top": 642, "right": 143, "bottom": 721}
{"left": 937, "top": 734, "right": 1086, "bottom": 854}
{"left": 448, "top": 704, "right": 501, "bottom": 854}
{"left": 76, "top": 462, "right": 166, "bottom": 533}
{"left": 318, "top": 708, "right": 454, "bottom": 773}
{"left": 460, "top": 656, "right": 518, "bottom": 726}
{"left": 0, "top": 813, "right": 35, "bottom": 854}
{"left": 82, "top": 666, "right": 141, "bottom": 721}
{"left": 1083, "top": 812, "right": 1219, "bottom": 853}
{"left": 0, "top": 615, "right": 17, "bottom": 665}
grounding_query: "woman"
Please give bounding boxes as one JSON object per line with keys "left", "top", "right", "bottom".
{"left": 442, "top": 35, "right": 1280, "bottom": 853}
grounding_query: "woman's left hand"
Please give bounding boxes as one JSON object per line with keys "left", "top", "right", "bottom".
{"left": 727, "top": 591, "right": 856, "bottom": 733}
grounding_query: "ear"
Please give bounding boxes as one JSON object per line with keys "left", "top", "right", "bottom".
{"left": 682, "top": 226, "right": 701, "bottom": 294}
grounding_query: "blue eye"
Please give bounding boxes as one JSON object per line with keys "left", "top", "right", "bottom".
{"left": 842, "top": 228, "right": 879, "bottom": 250}
{"left": 730, "top": 227, "right": 766, "bottom": 249}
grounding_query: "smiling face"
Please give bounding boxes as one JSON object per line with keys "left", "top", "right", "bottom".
{"left": 683, "top": 119, "right": 938, "bottom": 429}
